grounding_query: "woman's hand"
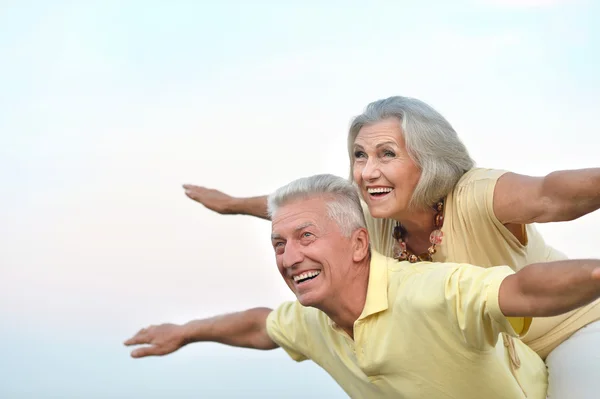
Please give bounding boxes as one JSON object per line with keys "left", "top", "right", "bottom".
{"left": 183, "top": 184, "right": 236, "bottom": 214}
{"left": 182, "top": 184, "right": 271, "bottom": 220}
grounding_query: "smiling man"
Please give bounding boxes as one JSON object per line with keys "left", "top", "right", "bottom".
{"left": 125, "top": 174, "right": 600, "bottom": 398}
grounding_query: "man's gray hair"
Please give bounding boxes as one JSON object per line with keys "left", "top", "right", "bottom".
{"left": 267, "top": 174, "right": 367, "bottom": 237}
{"left": 348, "top": 96, "right": 475, "bottom": 209}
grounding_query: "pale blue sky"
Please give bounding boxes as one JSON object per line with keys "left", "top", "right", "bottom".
{"left": 1, "top": 0, "right": 599, "bottom": 397}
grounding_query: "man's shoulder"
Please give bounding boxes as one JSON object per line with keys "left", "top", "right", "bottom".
{"left": 270, "top": 300, "right": 330, "bottom": 329}
{"left": 385, "top": 260, "right": 495, "bottom": 302}
{"left": 370, "top": 251, "right": 465, "bottom": 289}
{"left": 386, "top": 258, "right": 464, "bottom": 279}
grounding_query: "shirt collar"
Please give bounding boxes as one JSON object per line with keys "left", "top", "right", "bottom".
{"left": 357, "top": 250, "right": 389, "bottom": 321}
{"left": 326, "top": 249, "right": 390, "bottom": 330}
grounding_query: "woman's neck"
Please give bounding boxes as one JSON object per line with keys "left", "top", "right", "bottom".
{"left": 394, "top": 206, "right": 436, "bottom": 240}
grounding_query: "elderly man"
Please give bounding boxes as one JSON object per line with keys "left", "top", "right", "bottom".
{"left": 126, "top": 174, "right": 600, "bottom": 398}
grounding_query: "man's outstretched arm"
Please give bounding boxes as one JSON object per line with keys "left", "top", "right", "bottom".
{"left": 124, "top": 307, "right": 278, "bottom": 358}
{"left": 499, "top": 259, "right": 600, "bottom": 317}
{"left": 183, "top": 184, "right": 270, "bottom": 220}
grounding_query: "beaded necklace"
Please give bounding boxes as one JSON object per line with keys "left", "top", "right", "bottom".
{"left": 392, "top": 199, "right": 445, "bottom": 263}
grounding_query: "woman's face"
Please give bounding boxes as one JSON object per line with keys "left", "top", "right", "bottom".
{"left": 352, "top": 118, "right": 421, "bottom": 219}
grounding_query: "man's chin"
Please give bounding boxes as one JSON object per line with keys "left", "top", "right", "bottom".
{"left": 296, "top": 292, "right": 322, "bottom": 308}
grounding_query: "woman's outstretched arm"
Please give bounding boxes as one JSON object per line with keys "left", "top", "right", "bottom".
{"left": 493, "top": 168, "right": 600, "bottom": 225}
{"left": 183, "top": 184, "right": 270, "bottom": 220}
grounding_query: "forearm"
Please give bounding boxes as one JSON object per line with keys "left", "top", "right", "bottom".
{"left": 542, "top": 168, "right": 600, "bottom": 221}
{"left": 229, "top": 195, "right": 270, "bottom": 220}
{"left": 506, "top": 259, "right": 600, "bottom": 317}
{"left": 181, "top": 307, "right": 278, "bottom": 350}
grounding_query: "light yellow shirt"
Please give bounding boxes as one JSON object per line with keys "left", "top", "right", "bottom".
{"left": 364, "top": 167, "right": 600, "bottom": 358}
{"left": 266, "top": 251, "right": 548, "bottom": 399}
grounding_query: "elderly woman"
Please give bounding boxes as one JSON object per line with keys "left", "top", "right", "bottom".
{"left": 183, "top": 96, "right": 600, "bottom": 398}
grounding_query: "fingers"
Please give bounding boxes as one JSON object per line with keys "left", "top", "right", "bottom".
{"left": 130, "top": 346, "right": 161, "bottom": 358}
{"left": 124, "top": 327, "right": 151, "bottom": 346}
{"left": 125, "top": 327, "right": 161, "bottom": 358}
{"left": 183, "top": 185, "right": 204, "bottom": 200}
{"left": 125, "top": 324, "right": 181, "bottom": 359}
{"left": 124, "top": 335, "right": 144, "bottom": 346}
{"left": 182, "top": 184, "right": 202, "bottom": 190}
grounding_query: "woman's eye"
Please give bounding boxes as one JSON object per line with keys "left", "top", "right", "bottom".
{"left": 353, "top": 150, "right": 366, "bottom": 159}
{"left": 383, "top": 150, "right": 396, "bottom": 157}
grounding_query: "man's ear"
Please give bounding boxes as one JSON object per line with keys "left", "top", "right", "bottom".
{"left": 351, "top": 227, "right": 370, "bottom": 262}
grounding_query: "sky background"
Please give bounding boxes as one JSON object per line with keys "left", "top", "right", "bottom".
{"left": 1, "top": 0, "right": 599, "bottom": 397}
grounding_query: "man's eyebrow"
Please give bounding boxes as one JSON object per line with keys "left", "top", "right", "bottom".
{"left": 295, "top": 222, "right": 315, "bottom": 232}
{"left": 271, "top": 222, "right": 316, "bottom": 240}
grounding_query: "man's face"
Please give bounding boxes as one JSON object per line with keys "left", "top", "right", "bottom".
{"left": 271, "top": 196, "right": 356, "bottom": 308}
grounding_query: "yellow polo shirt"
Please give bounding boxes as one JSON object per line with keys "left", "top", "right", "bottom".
{"left": 363, "top": 167, "right": 600, "bottom": 358}
{"left": 266, "top": 251, "right": 547, "bottom": 399}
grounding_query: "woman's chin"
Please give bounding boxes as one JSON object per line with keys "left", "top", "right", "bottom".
{"left": 367, "top": 204, "right": 395, "bottom": 219}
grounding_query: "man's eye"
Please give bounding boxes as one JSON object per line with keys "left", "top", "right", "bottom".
{"left": 302, "top": 232, "right": 313, "bottom": 238}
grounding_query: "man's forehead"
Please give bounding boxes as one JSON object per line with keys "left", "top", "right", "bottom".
{"left": 271, "top": 211, "right": 322, "bottom": 233}
{"left": 271, "top": 199, "right": 329, "bottom": 235}
{"left": 271, "top": 221, "right": 318, "bottom": 239}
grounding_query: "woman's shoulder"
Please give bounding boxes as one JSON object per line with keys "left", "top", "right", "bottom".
{"left": 455, "top": 167, "right": 510, "bottom": 189}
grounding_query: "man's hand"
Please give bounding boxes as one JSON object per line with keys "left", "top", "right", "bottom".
{"left": 183, "top": 184, "right": 235, "bottom": 214}
{"left": 124, "top": 323, "right": 187, "bottom": 358}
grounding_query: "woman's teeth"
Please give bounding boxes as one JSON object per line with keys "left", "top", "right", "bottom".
{"left": 367, "top": 187, "right": 393, "bottom": 195}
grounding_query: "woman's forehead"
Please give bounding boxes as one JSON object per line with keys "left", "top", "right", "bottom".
{"left": 356, "top": 119, "right": 402, "bottom": 140}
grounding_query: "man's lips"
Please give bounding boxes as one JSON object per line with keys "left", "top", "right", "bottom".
{"left": 290, "top": 270, "right": 321, "bottom": 284}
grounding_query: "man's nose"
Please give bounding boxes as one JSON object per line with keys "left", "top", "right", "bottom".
{"left": 282, "top": 241, "right": 304, "bottom": 269}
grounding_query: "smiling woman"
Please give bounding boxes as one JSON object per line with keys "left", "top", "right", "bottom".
{"left": 182, "top": 95, "right": 600, "bottom": 398}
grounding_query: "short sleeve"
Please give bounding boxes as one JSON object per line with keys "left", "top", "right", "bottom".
{"left": 445, "top": 264, "right": 532, "bottom": 350}
{"left": 445, "top": 168, "right": 530, "bottom": 268}
{"left": 452, "top": 169, "right": 511, "bottom": 238}
{"left": 361, "top": 200, "right": 396, "bottom": 258}
{"left": 266, "top": 301, "right": 309, "bottom": 362}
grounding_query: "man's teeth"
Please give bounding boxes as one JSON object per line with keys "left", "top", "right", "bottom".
{"left": 293, "top": 271, "right": 321, "bottom": 282}
{"left": 367, "top": 187, "right": 393, "bottom": 194}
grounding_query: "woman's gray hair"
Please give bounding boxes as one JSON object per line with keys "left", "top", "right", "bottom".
{"left": 348, "top": 96, "right": 475, "bottom": 209}
{"left": 267, "top": 174, "right": 367, "bottom": 237}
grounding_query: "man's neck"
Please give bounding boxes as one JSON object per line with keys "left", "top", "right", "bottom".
{"left": 319, "top": 260, "right": 371, "bottom": 339}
